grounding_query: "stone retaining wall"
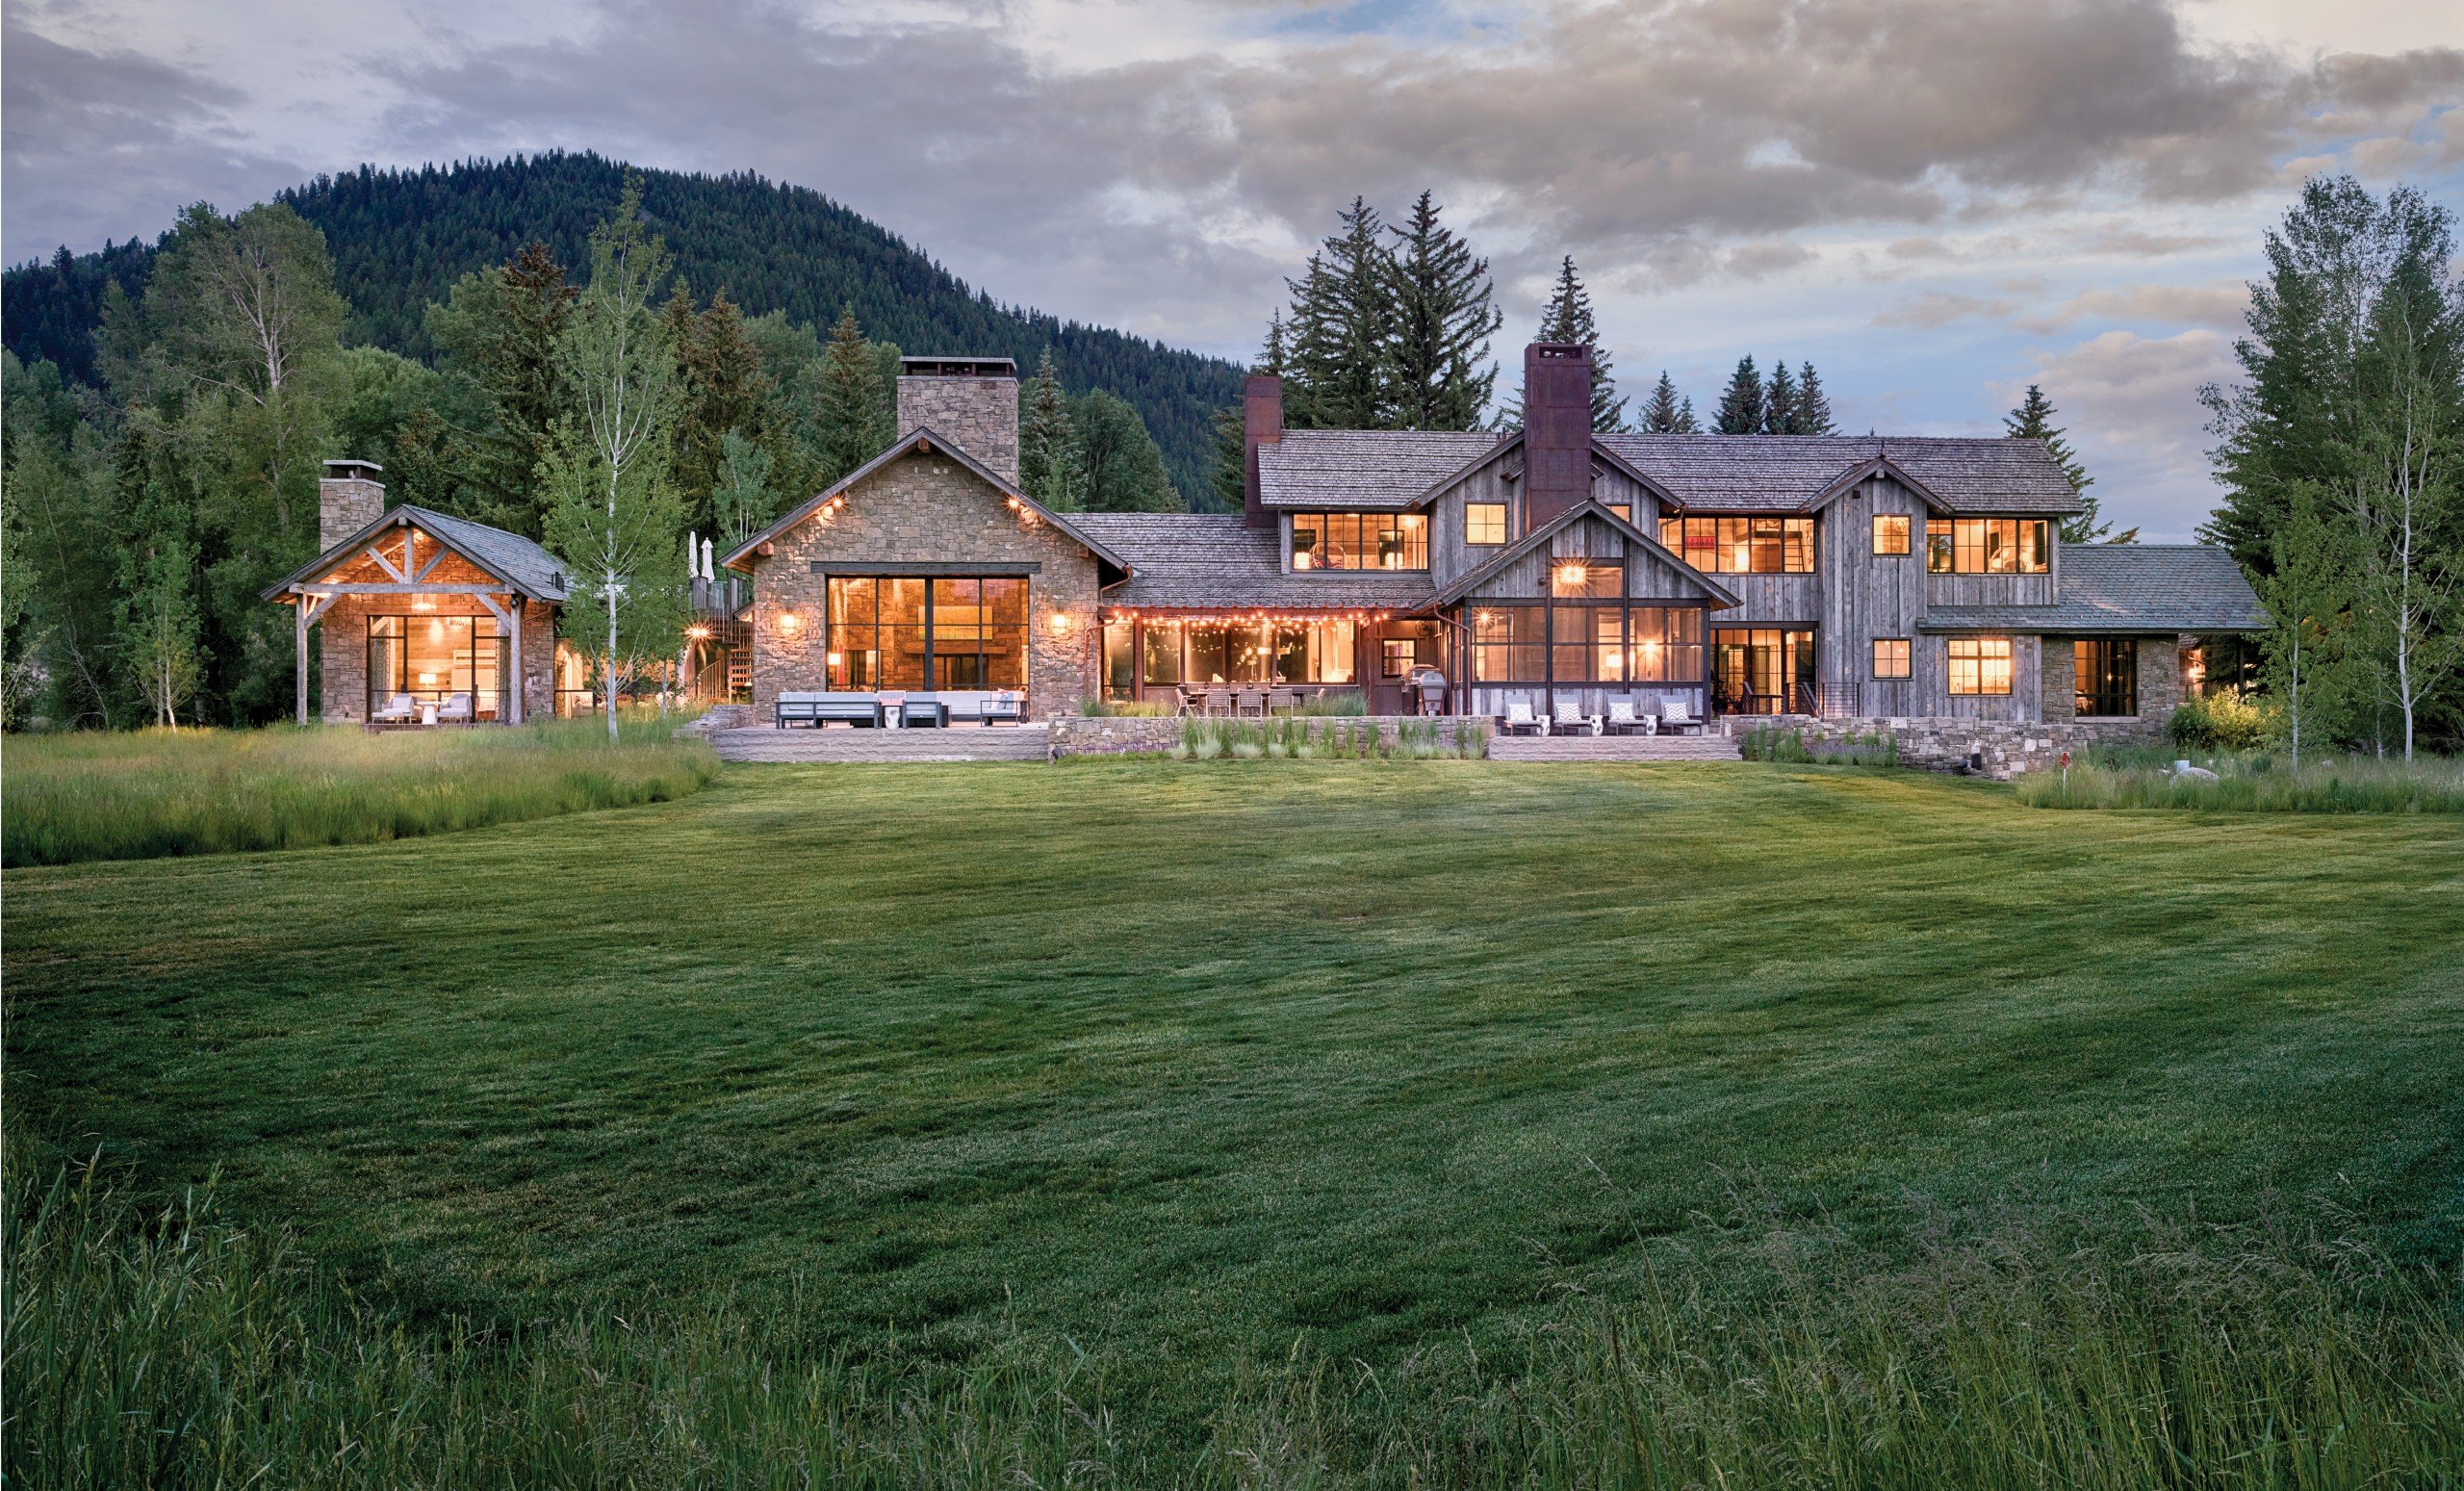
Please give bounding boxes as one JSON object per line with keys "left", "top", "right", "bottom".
{"left": 1767, "top": 715, "right": 2167, "bottom": 780}
{"left": 1050, "top": 714, "right": 1490, "bottom": 758}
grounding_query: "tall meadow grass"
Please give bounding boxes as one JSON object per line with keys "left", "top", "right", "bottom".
{"left": 12, "top": 1147, "right": 2458, "bottom": 1489}
{"left": 4, "top": 717, "right": 721, "bottom": 866}
{"left": 2018, "top": 751, "right": 2464, "bottom": 813}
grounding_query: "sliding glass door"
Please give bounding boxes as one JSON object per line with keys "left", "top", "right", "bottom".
{"left": 1711, "top": 629, "right": 1815, "bottom": 715}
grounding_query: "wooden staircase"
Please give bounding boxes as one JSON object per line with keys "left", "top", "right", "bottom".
{"left": 1488, "top": 732, "right": 1743, "bottom": 762}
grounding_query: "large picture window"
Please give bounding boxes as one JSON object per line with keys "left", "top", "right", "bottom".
{"left": 1472, "top": 604, "right": 1702, "bottom": 683}
{"left": 1657, "top": 516, "right": 1814, "bottom": 573}
{"left": 367, "top": 613, "right": 505, "bottom": 720}
{"left": 2074, "top": 638, "right": 2137, "bottom": 716}
{"left": 1925, "top": 518, "right": 2050, "bottom": 575}
{"left": 1947, "top": 636, "right": 2014, "bottom": 695}
{"left": 1128, "top": 618, "right": 1356, "bottom": 686}
{"left": 826, "top": 576, "right": 1025, "bottom": 691}
{"left": 1291, "top": 511, "right": 1429, "bottom": 570}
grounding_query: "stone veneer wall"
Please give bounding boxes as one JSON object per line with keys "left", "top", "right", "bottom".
{"left": 1049, "top": 714, "right": 1490, "bottom": 758}
{"left": 895, "top": 376, "right": 1020, "bottom": 486}
{"left": 320, "top": 473, "right": 384, "bottom": 548}
{"left": 2038, "top": 634, "right": 2187, "bottom": 728}
{"left": 747, "top": 450, "right": 1099, "bottom": 720}
{"left": 1776, "top": 714, "right": 2168, "bottom": 781}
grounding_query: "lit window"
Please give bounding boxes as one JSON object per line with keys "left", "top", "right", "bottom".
{"left": 1872, "top": 638, "right": 1911, "bottom": 680}
{"left": 1381, "top": 638, "right": 1416, "bottom": 678}
{"left": 1606, "top": 502, "right": 1631, "bottom": 524}
{"left": 1872, "top": 514, "right": 1910, "bottom": 555}
{"left": 1926, "top": 519, "right": 2050, "bottom": 574}
{"left": 1466, "top": 502, "right": 1507, "bottom": 546}
{"left": 1289, "top": 512, "right": 1426, "bottom": 570}
{"left": 1946, "top": 637, "right": 2012, "bottom": 696}
{"left": 1656, "top": 516, "right": 1813, "bottom": 573}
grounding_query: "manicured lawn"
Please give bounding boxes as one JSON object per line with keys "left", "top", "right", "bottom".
{"left": 12, "top": 760, "right": 2464, "bottom": 1474}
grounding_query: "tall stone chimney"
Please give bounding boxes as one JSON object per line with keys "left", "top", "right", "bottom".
{"left": 1242, "top": 373, "right": 1283, "bottom": 528}
{"left": 1522, "top": 343, "right": 1593, "bottom": 530}
{"left": 320, "top": 459, "right": 386, "bottom": 550}
{"left": 895, "top": 356, "right": 1020, "bottom": 486}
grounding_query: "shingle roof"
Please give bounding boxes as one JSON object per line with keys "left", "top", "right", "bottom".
{"left": 1921, "top": 544, "right": 2267, "bottom": 633}
{"left": 1255, "top": 429, "right": 2084, "bottom": 515}
{"left": 399, "top": 506, "right": 570, "bottom": 601}
{"left": 262, "top": 503, "right": 569, "bottom": 602}
{"left": 1257, "top": 430, "right": 1507, "bottom": 509}
{"left": 1070, "top": 512, "right": 1436, "bottom": 611}
{"left": 1595, "top": 435, "right": 2083, "bottom": 514}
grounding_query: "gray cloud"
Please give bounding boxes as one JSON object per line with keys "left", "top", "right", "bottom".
{"left": 2011, "top": 281, "right": 2250, "bottom": 333}
{"left": 1, "top": 18, "right": 306, "bottom": 263}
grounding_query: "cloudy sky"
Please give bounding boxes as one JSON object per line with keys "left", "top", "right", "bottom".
{"left": 8, "top": 0, "right": 2462, "bottom": 536}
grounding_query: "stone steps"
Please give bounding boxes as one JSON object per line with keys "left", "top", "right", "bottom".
{"left": 1488, "top": 733, "right": 1744, "bottom": 762}
{"left": 711, "top": 726, "right": 1048, "bottom": 762}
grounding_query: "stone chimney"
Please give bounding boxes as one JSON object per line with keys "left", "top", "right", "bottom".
{"left": 1522, "top": 343, "right": 1593, "bottom": 530}
{"left": 321, "top": 459, "right": 386, "bottom": 550}
{"left": 895, "top": 356, "right": 1020, "bottom": 486}
{"left": 1242, "top": 373, "right": 1283, "bottom": 528}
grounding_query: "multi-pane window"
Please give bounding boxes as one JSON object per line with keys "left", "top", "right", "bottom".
{"left": 1130, "top": 619, "right": 1356, "bottom": 686}
{"left": 2074, "top": 638, "right": 2138, "bottom": 716}
{"left": 1946, "top": 637, "right": 2014, "bottom": 696}
{"left": 1657, "top": 516, "right": 1815, "bottom": 573}
{"left": 1924, "top": 518, "right": 2051, "bottom": 575}
{"left": 1872, "top": 514, "right": 1911, "bottom": 554}
{"left": 1291, "top": 511, "right": 1429, "bottom": 570}
{"left": 1472, "top": 604, "right": 1702, "bottom": 683}
{"left": 1872, "top": 638, "right": 1911, "bottom": 679}
{"left": 367, "top": 614, "right": 505, "bottom": 719}
{"left": 1465, "top": 502, "right": 1507, "bottom": 546}
{"left": 1381, "top": 639, "right": 1416, "bottom": 678}
{"left": 826, "top": 576, "right": 1025, "bottom": 690}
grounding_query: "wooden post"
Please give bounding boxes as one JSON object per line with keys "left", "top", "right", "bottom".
{"left": 295, "top": 599, "right": 310, "bottom": 725}
{"left": 507, "top": 600, "right": 525, "bottom": 724}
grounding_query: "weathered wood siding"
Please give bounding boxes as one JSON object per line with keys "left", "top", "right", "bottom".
{"left": 1910, "top": 632, "right": 2040, "bottom": 722}
{"left": 1821, "top": 476, "right": 1930, "bottom": 715}
{"left": 1425, "top": 447, "right": 1522, "bottom": 587}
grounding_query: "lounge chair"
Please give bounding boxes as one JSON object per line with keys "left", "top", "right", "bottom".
{"left": 1604, "top": 699, "right": 1652, "bottom": 736}
{"left": 372, "top": 692, "right": 417, "bottom": 724}
{"left": 1658, "top": 695, "right": 1704, "bottom": 736}
{"left": 1501, "top": 700, "right": 1551, "bottom": 736}
{"left": 1552, "top": 691, "right": 1602, "bottom": 736}
{"left": 437, "top": 692, "right": 475, "bottom": 724}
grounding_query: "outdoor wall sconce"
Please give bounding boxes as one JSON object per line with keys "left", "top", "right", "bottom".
{"left": 778, "top": 612, "right": 801, "bottom": 634}
{"left": 1047, "top": 611, "right": 1073, "bottom": 635}
{"left": 686, "top": 625, "right": 711, "bottom": 641}
{"left": 1556, "top": 562, "right": 1588, "bottom": 588}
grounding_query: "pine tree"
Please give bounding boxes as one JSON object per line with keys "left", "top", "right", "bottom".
{"left": 2006, "top": 384, "right": 2132, "bottom": 542}
{"left": 811, "top": 308, "right": 889, "bottom": 485}
{"left": 1763, "top": 359, "right": 1799, "bottom": 435}
{"left": 1640, "top": 372, "right": 1698, "bottom": 433}
{"left": 1284, "top": 198, "right": 1393, "bottom": 428}
{"left": 1019, "top": 349, "right": 1083, "bottom": 511}
{"left": 1532, "top": 256, "right": 1626, "bottom": 432}
{"left": 1385, "top": 191, "right": 1500, "bottom": 430}
{"left": 1714, "top": 356, "right": 1765, "bottom": 434}
{"left": 425, "top": 243, "right": 574, "bottom": 535}
{"left": 1071, "top": 389, "right": 1179, "bottom": 512}
{"left": 670, "top": 288, "right": 774, "bottom": 535}
{"left": 1795, "top": 362, "right": 1836, "bottom": 436}
{"left": 1208, "top": 319, "right": 1290, "bottom": 513}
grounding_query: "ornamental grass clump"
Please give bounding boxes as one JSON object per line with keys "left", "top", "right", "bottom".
{"left": 1169, "top": 717, "right": 1481, "bottom": 761}
{"left": 2017, "top": 751, "right": 2464, "bottom": 813}
{"left": 1741, "top": 726, "right": 1899, "bottom": 766}
{"left": 4, "top": 716, "right": 721, "bottom": 866}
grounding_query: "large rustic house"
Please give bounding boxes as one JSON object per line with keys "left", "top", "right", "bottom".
{"left": 719, "top": 346, "right": 2265, "bottom": 728}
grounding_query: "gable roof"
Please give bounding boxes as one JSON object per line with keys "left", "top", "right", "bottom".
{"left": 1431, "top": 499, "right": 1741, "bottom": 608}
{"left": 718, "top": 427, "right": 1130, "bottom": 576}
{"left": 1070, "top": 512, "right": 1436, "bottom": 610}
{"left": 1920, "top": 544, "right": 2267, "bottom": 633}
{"left": 1257, "top": 429, "right": 1507, "bottom": 509}
{"left": 1596, "top": 434, "right": 2082, "bottom": 515}
{"left": 262, "top": 504, "right": 569, "bottom": 603}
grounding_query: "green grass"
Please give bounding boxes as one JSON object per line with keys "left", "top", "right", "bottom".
{"left": 10, "top": 762, "right": 2464, "bottom": 1482}
{"left": 2, "top": 717, "right": 721, "bottom": 866}
{"left": 2018, "top": 751, "right": 2464, "bottom": 813}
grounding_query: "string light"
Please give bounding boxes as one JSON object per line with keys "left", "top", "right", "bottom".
{"left": 1101, "top": 608, "right": 1394, "bottom": 627}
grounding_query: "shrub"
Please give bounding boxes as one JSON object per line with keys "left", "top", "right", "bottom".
{"left": 1741, "top": 726, "right": 1899, "bottom": 767}
{"left": 1079, "top": 697, "right": 1175, "bottom": 717}
{"left": 2169, "top": 691, "right": 2270, "bottom": 751}
{"left": 1168, "top": 717, "right": 1483, "bottom": 761}
{"left": 3, "top": 717, "right": 721, "bottom": 867}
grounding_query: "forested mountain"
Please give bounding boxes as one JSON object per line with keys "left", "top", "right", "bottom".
{"left": 2, "top": 152, "right": 1243, "bottom": 502}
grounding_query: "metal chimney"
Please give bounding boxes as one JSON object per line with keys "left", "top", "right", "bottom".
{"left": 1243, "top": 373, "right": 1283, "bottom": 528}
{"left": 1522, "top": 343, "right": 1592, "bottom": 529}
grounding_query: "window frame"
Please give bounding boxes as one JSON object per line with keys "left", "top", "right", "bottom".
{"left": 1945, "top": 636, "right": 2014, "bottom": 696}
{"left": 1464, "top": 501, "right": 1507, "bottom": 548}
{"left": 1924, "top": 518, "right": 2051, "bottom": 575}
{"left": 1656, "top": 515, "right": 1815, "bottom": 574}
{"left": 1871, "top": 638, "right": 1911, "bottom": 680}
{"left": 2073, "top": 638, "right": 2139, "bottom": 717}
{"left": 1470, "top": 601, "right": 1705, "bottom": 685}
{"left": 1872, "top": 514, "right": 1911, "bottom": 555}
{"left": 1291, "top": 510, "right": 1429, "bottom": 571}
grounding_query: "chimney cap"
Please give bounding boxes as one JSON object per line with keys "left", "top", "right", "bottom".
{"left": 321, "top": 458, "right": 384, "bottom": 477}
{"left": 898, "top": 356, "right": 1017, "bottom": 378}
